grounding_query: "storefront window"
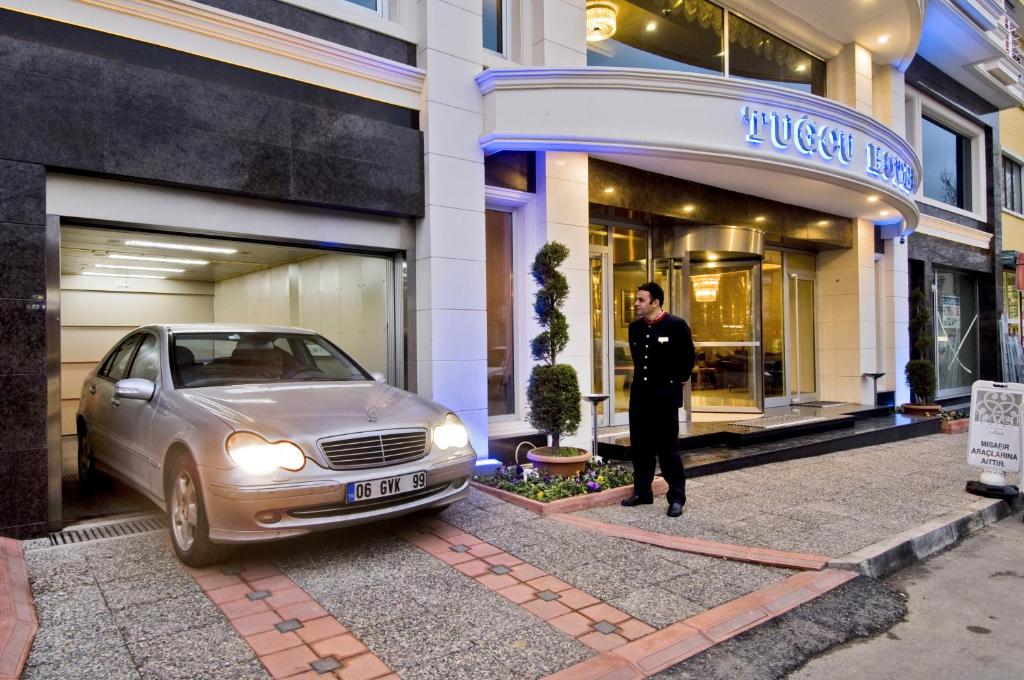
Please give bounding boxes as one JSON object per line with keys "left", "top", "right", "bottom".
{"left": 587, "top": 0, "right": 724, "bottom": 75}
{"left": 727, "top": 13, "right": 825, "bottom": 96}
{"left": 922, "top": 116, "right": 972, "bottom": 210}
{"left": 486, "top": 210, "right": 515, "bottom": 416}
{"left": 934, "top": 269, "right": 979, "bottom": 397}
{"left": 586, "top": 1, "right": 826, "bottom": 96}
{"left": 1005, "top": 270, "right": 1021, "bottom": 344}
{"left": 342, "top": 0, "right": 379, "bottom": 12}
{"left": 483, "top": 0, "right": 503, "bottom": 53}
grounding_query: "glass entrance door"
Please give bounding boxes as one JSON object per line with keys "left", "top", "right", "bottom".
{"left": 688, "top": 261, "right": 762, "bottom": 411}
{"left": 762, "top": 250, "right": 818, "bottom": 406}
{"left": 590, "top": 224, "right": 649, "bottom": 426}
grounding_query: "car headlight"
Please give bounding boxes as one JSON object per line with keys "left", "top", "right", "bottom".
{"left": 226, "top": 432, "right": 306, "bottom": 474}
{"left": 433, "top": 413, "right": 469, "bottom": 451}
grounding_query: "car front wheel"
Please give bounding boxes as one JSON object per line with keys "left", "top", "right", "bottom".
{"left": 168, "top": 454, "right": 231, "bottom": 567}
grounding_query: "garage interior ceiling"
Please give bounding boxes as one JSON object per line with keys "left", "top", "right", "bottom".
{"left": 60, "top": 225, "right": 324, "bottom": 283}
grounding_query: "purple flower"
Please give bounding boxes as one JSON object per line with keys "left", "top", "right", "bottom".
{"left": 586, "top": 480, "right": 601, "bottom": 492}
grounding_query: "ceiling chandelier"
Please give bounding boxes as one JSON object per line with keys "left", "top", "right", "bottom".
{"left": 692, "top": 274, "right": 720, "bottom": 303}
{"left": 586, "top": 2, "right": 617, "bottom": 42}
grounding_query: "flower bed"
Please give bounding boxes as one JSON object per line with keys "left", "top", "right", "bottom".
{"left": 940, "top": 409, "right": 970, "bottom": 434}
{"left": 472, "top": 460, "right": 667, "bottom": 516}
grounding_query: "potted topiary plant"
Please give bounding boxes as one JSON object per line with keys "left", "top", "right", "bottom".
{"left": 524, "top": 241, "right": 588, "bottom": 477}
{"left": 904, "top": 287, "right": 941, "bottom": 415}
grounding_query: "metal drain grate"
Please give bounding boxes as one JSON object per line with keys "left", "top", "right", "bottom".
{"left": 794, "top": 400, "right": 846, "bottom": 408}
{"left": 48, "top": 515, "right": 167, "bottom": 546}
{"left": 730, "top": 415, "right": 828, "bottom": 430}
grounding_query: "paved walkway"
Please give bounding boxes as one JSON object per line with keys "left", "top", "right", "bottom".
{"left": 16, "top": 432, "right": 1014, "bottom": 679}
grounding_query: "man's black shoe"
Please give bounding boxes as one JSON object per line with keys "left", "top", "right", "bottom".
{"left": 666, "top": 502, "right": 684, "bottom": 517}
{"left": 620, "top": 495, "right": 653, "bottom": 507}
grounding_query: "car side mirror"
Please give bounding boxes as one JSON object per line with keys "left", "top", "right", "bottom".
{"left": 115, "top": 378, "right": 156, "bottom": 401}
{"left": 371, "top": 372, "right": 388, "bottom": 383}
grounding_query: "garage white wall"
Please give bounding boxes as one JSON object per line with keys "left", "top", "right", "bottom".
{"left": 213, "top": 253, "right": 390, "bottom": 376}
{"left": 60, "top": 275, "right": 214, "bottom": 434}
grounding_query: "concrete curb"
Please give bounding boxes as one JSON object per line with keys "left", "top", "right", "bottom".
{"left": 0, "top": 538, "right": 37, "bottom": 680}
{"left": 829, "top": 496, "right": 1023, "bottom": 579}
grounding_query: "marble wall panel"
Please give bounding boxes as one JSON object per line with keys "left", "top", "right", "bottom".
{"left": 0, "top": 222, "right": 45, "bottom": 301}
{"left": 0, "top": 11, "right": 424, "bottom": 217}
{"left": 0, "top": 299, "right": 46, "bottom": 376}
{"left": 195, "top": 0, "right": 417, "bottom": 65}
{"left": 0, "top": 373, "right": 46, "bottom": 453}
{"left": 0, "top": 160, "right": 45, "bottom": 225}
{"left": 0, "top": 447, "right": 48, "bottom": 537}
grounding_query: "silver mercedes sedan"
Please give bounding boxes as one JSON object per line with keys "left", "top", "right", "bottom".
{"left": 76, "top": 324, "right": 477, "bottom": 566}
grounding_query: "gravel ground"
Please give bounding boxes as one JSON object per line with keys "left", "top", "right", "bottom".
{"left": 579, "top": 433, "right": 1014, "bottom": 558}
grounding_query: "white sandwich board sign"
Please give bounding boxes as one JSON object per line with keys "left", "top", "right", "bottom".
{"left": 967, "top": 380, "right": 1023, "bottom": 475}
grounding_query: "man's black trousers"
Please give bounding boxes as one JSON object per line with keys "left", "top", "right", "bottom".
{"left": 628, "top": 401, "right": 686, "bottom": 505}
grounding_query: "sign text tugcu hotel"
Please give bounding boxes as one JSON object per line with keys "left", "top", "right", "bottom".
{"left": 741, "top": 106, "right": 915, "bottom": 196}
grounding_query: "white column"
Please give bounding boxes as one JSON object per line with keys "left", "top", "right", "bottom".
{"left": 872, "top": 63, "right": 907, "bottom": 137}
{"left": 415, "top": 0, "right": 489, "bottom": 456}
{"left": 828, "top": 42, "right": 873, "bottom": 115}
{"left": 882, "top": 237, "right": 911, "bottom": 404}
{"left": 817, "top": 219, "right": 878, "bottom": 404}
{"left": 530, "top": 0, "right": 587, "bottom": 66}
{"left": 532, "top": 151, "right": 593, "bottom": 449}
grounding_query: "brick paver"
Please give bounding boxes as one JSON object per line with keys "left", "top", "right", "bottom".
{"left": 188, "top": 561, "right": 393, "bottom": 679}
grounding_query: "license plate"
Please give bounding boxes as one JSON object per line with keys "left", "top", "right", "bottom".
{"left": 347, "top": 471, "right": 427, "bottom": 503}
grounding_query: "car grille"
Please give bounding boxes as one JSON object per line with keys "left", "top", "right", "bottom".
{"left": 319, "top": 429, "right": 429, "bottom": 470}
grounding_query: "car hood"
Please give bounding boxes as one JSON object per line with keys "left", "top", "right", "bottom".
{"left": 180, "top": 381, "right": 447, "bottom": 444}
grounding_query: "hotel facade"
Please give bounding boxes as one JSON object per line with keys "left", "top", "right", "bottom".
{"left": 0, "top": 0, "right": 1020, "bottom": 537}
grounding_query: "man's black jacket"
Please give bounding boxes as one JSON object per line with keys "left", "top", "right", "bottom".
{"left": 628, "top": 312, "right": 696, "bottom": 409}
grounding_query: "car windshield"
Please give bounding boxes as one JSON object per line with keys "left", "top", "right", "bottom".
{"left": 170, "top": 332, "right": 372, "bottom": 388}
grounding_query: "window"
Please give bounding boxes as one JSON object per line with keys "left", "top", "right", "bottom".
{"left": 587, "top": 0, "right": 724, "bottom": 75}
{"left": 934, "top": 270, "right": 979, "bottom": 397}
{"left": 921, "top": 116, "right": 972, "bottom": 210}
{"left": 103, "top": 335, "right": 141, "bottom": 381}
{"left": 483, "top": 0, "right": 503, "bottom": 53}
{"left": 128, "top": 334, "right": 160, "bottom": 382}
{"left": 585, "top": 0, "right": 825, "bottom": 95}
{"left": 342, "top": 0, "right": 379, "bottom": 12}
{"left": 1004, "top": 155, "right": 1022, "bottom": 214}
{"left": 727, "top": 12, "right": 825, "bottom": 96}
{"left": 485, "top": 209, "right": 515, "bottom": 416}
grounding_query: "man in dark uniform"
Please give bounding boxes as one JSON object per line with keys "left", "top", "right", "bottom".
{"left": 621, "top": 282, "right": 696, "bottom": 517}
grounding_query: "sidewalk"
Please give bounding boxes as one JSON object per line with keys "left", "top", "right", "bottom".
{"left": 13, "top": 432, "right": 1017, "bottom": 679}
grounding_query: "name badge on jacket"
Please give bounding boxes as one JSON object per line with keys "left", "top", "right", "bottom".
{"left": 658, "top": 336, "right": 669, "bottom": 343}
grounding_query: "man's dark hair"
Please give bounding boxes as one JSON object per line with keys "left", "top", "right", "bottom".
{"left": 638, "top": 282, "right": 665, "bottom": 307}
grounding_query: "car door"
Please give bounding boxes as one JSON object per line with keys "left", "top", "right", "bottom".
{"left": 87, "top": 334, "right": 142, "bottom": 473}
{"left": 107, "top": 332, "right": 162, "bottom": 492}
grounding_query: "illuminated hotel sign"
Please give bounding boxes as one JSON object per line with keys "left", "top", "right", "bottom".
{"left": 741, "top": 106, "right": 915, "bottom": 196}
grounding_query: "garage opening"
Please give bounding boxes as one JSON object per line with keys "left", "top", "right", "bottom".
{"left": 58, "top": 224, "right": 401, "bottom": 526}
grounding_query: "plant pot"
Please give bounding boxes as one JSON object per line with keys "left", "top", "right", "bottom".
{"left": 526, "top": 447, "right": 592, "bottom": 478}
{"left": 941, "top": 418, "right": 970, "bottom": 434}
{"left": 901, "top": 403, "right": 942, "bottom": 416}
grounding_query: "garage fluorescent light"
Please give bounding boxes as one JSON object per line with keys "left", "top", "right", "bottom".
{"left": 125, "top": 239, "right": 237, "bottom": 255}
{"left": 95, "top": 264, "right": 185, "bottom": 273}
{"left": 109, "top": 254, "right": 209, "bottom": 265}
{"left": 82, "top": 271, "right": 166, "bottom": 280}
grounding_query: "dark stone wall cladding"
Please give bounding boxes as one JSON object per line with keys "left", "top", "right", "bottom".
{"left": 0, "top": 161, "right": 48, "bottom": 539}
{"left": 0, "top": 9, "right": 424, "bottom": 217}
{"left": 195, "top": 0, "right": 417, "bottom": 65}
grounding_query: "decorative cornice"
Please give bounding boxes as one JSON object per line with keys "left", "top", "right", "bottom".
{"left": 0, "top": 0, "right": 425, "bottom": 109}
{"left": 475, "top": 67, "right": 920, "bottom": 174}
{"left": 915, "top": 213, "right": 993, "bottom": 249}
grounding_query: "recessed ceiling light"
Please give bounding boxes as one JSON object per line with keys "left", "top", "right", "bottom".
{"left": 109, "top": 254, "right": 209, "bottom": 265}
{"left": 82, "top": 271, "right": 166, "bottom": 280}
{"left": 879, "top": 210, "right": 891, "bottom": 216}
{"left": 867, "top": 195, "right": 879, "bottom": 203}
{"left": 682, "top": 204, "right": 696, "bottom": 213}
{"left": 878, "top": 34, "right": 890, "bottom": 44}
{"left": 706, "top": 254, "right": 719, "bottom": 261}
{"left": 795, "top": 64, "right": 807, "bottom": 72}
{"left": 816, "top": 220, "right": 829, "bottom": 226}
{"left": 125, "top": 239, "right": 237, "bottom": 255}
{"left": 754, "top": 216, "right": 766, "bottom": 222}
{"left": 603, "top": 186, "right": 616, "bottom": 194}
{"left": 645, "top": 20, "right": 657, "bottom": 31}
{"left": 95, "top": 264, "right": 185, "bottom": 273}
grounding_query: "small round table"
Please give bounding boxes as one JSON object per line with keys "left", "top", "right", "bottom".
{"left": 582, "top": 394, "right": 610, "bottom": 458}
{"left": 863, "top": 372, "right": 885, "bottom": 406}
